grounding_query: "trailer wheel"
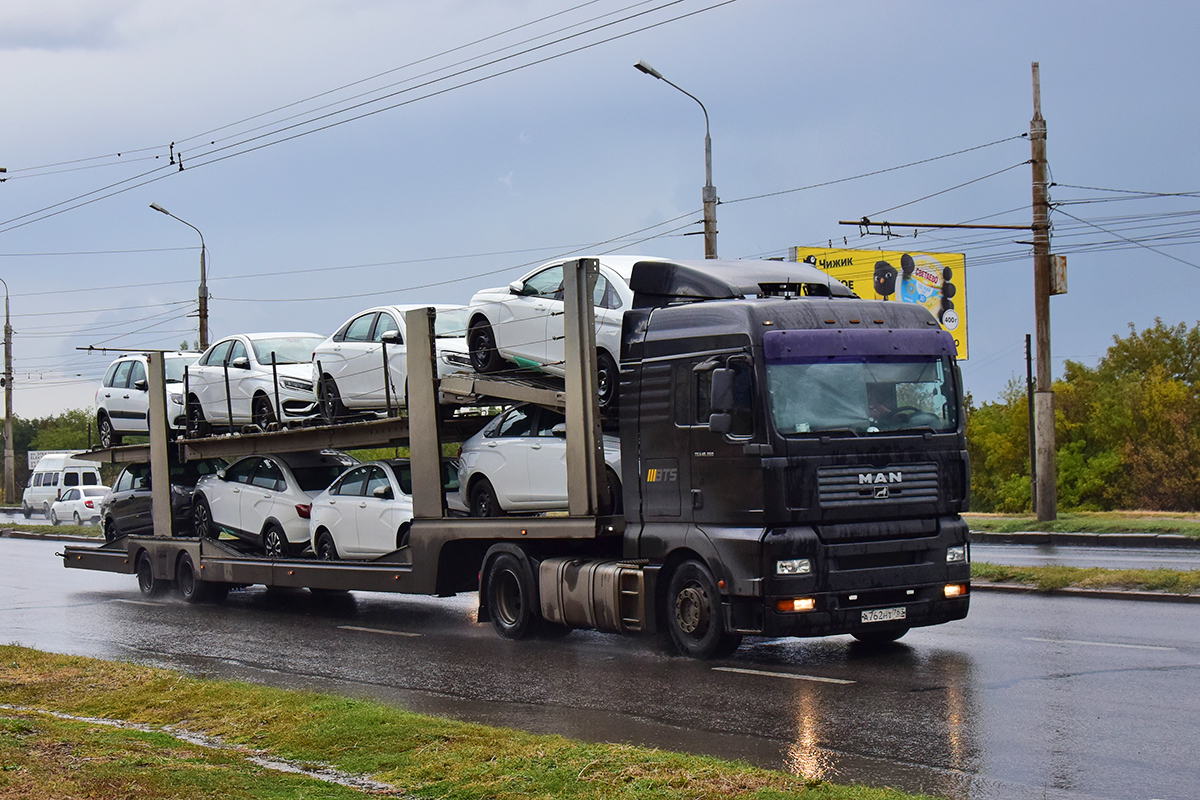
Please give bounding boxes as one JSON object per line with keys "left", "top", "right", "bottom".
{"left": 176, "top": 552, "right": 228, "bottom": 604}
{"left": 484, "top": 552, "right": 540, "bottom": 640}
{"left": 262, "top": 523, "right": 288, "bottom": 558}
{"left": 193, "top": 496, "right": 216, "bottom": 539}
{"left": 136, "top": 551, "right": 169, "bottom": 598}
{"left": 469, "top": 478, "right": 505, "bottom": 517}
{"left": 316, "top": 530, "right": 340, "bottom": 561}
{"left": 664, "top": 560, "right": 742, "bottom": 659}
{"left": 852, "top": 627, "right": 909, "bottom": 645}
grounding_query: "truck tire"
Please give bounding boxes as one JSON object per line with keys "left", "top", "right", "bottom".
{"left": 176, "top": 552, "right": 228, "bottom": 604}
{"left": 468, "top": 319, "right": 503, "bottom": 374}
{"left": 262, "top": 523, "right": 288, "bottom": 558}
{"left": 664, "top": 560, "right": 742, "bottom": 659}
{"left": 852, "top": 627, "right": 909, "bottom": 645}
{"left": 136, "top": 551, "right": 170, "bottom": 598}
{"left": 484, "top": 552, "right": 540, "bottom": 640}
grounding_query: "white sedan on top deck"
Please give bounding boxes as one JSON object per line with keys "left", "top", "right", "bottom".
{"left": 185, "top": 332, "right": 326, "bottom": 431}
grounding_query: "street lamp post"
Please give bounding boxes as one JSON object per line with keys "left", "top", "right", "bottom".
{"left": 0, "top": 278, "right": 13, "bottom": 505}
{"left": 634, "top": 60, "right": 718, "bottom": 259}
{"left": 149, "top": 203, "right": 209, "bottom": 349}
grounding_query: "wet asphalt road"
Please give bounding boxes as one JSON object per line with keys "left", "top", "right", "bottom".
{"left": 2, "top": 537, "right": 1198, "bottom": 800}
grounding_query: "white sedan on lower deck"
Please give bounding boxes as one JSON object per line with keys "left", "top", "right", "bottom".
{"left": 457, "top": 404, "right": 622, "bottom": 517}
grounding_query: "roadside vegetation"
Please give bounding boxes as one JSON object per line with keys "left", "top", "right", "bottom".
{"left": 964, "top": 511, "right": 1200, "bottom": 538}
{"left": 0, "top": 645, "right": 938, "bottom": 800}
{"left": 971, "top": 562, "right": 1200, "bottom": 594}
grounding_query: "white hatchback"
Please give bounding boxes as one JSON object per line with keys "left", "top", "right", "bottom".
{"left": 465, "top": 257, "right": 664, "bottom": 409}
{"left": 185, "top": 333, "right": 325, "bottom": 431}
{"left": 95, "top": 352, "right": 200, "bottom": 447}
{"left": 311, "top": 305, "right": 471, "bottom": 423}
{"left": 457, "top": 405, "right": 622, "bottom": 516}
{"left": 192, "top": 451, "right": 357, "bottom": 557}
{"left": 49, "top": 486, "right": 110, "bottom": 526}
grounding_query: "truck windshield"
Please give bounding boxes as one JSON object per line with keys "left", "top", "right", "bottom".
{"left": 766, "top": 357, "right": 957, "bottom": 435}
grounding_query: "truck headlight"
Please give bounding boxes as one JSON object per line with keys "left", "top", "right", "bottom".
{"left": 946, "top": 545, "right": 967, "bottom": 563}
{"left": 776, "top": 558, "right": 812, "bottom": 576}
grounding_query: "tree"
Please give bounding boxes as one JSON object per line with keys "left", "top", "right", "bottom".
{"left": 30, "top": 409, "right": 93, "bottom": 451}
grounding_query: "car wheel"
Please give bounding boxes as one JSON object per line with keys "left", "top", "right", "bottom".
{"left": 98, "top": 413, "right": 121, "bottom": 448}
{"left": 484, "top": 552, "right": 540, "bottom": 640}
{"left": 601, "top": 468, "right": 623, "bottom": 515}
{"left": 396, "top": 522, "right": 411, "bottom": 550}
{"left": 187, "top": 397, "right": 210, "bottom": 437}
{"left": 252, "top": 395, "right": 277, "bottom": 430}
{"left": 664, "top": 560, "right": 742, "bottom": 659}
{"left": 597, "top": 350, "right": 619, "bottom": 411}
{"left": 852, "top": 627, "right": 910, "bottom": 645}
{"left": 468, "top": 319, "right": 503, "bottom": 374}
{"left": 103, "top": 518, "right": 118, "bottom": 543}
{"left": 136, "top": 551, "right": 169, "bottom": 598}
{"left": 73, "top": 511, "right": 82, "bottom": 526}
{"left": 193, "top": 496, "right": 216, "bottom": 539}
{"left": 49, "top": 509, "right": 59, "bottom": 526}
{"left": 319, "top": 376, "right": 348, "bottom": 425}
{"left": 316, "top": 530, "right": 340, "bottom": 561}
{"left": 41, "top": 502, "right": 50, "bottom": 519}
{"left": 21, "top": 504, "right": 31, "bottom": 519}
{"left": 469, "top": 478, "right": 505, "bottom": 517}
{"left": 262, "top": 523, "right": 288, "bottom": 558}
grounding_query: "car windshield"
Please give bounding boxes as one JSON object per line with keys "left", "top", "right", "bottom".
{"left": 164, "top": 357, "right": 193, "bottom": 383}
{"left": 766, "top": 357, "right": 957, "bottom": 435}
{"left": 291, "top": 465, "right": 348, "bottom": 493}
{"left": 250, "top": 336, "right": 325, "bottom": 365}
{"left": 435, "top": 308, "right": 468, "bottom": 338}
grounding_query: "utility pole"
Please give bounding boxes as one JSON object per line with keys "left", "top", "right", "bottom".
{"left": 1, "top": 278, "right": 13, "bottom": 505}
{"left": 1030, "top": 62, "right": 1057, "bottom": 521}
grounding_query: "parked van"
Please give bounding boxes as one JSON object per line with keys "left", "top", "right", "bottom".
{"left": 22, "top": 454, "right": 103, "bottom": 518}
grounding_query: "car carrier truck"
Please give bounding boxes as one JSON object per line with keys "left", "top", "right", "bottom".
{"left": 63, "top": 257, "right": 970, "bottom": 659}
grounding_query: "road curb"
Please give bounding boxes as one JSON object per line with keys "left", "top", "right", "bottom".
{"left": 972, "top": 582, "right": 1200, "bottom": 604}
{"left": 970, "top": 530, "right": 1200, "bottom": 549}
{"left": 0, "top": 528, "right": 100, "bottom": 544}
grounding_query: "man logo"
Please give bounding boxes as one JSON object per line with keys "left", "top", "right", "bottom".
{"left": 859, "top": 471, "right": 903, "bottom": 485}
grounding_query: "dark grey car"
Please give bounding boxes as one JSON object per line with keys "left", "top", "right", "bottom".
{"left": 101, "top": 458, "right": 226, "bottom": 541}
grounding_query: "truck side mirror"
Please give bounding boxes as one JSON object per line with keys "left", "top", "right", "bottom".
{"left": 710, "top": 367, "right": 735, "bottom": 413}
{"left": 708, "top": 412, "right": 732, "bottom": 434}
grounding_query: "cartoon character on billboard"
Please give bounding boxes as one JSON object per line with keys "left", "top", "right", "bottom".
{"left": 873, "top": 253, "right": 959, "bottom": 331}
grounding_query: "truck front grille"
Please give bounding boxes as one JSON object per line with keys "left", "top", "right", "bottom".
{"left": 817, "top": 463, "right": 939, "bottom": 508}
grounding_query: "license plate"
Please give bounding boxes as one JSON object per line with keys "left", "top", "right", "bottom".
{"left": 861, "top": 606, "right": 907, "bottom": 624}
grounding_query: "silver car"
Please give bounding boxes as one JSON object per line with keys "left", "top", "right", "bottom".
{"left": 457, "top": 405, "right": 622, "bottom": 516}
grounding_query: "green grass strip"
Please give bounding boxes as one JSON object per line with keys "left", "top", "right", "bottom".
{"left": 0, "top": 646, "right": 939, "bottom": 800}
{"left": 964, "top": 511, "right": 1200, "bottom": 538}
{"left": 972, "top": 562, "right": 1200, "bottom": 593}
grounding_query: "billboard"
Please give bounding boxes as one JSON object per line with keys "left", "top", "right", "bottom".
{"left": 790, "top": 247, "right": 968, "bottom": 359}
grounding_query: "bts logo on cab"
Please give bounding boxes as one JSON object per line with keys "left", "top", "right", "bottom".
{"left": 789, "top": 246, "right": 969, "bottom": 360}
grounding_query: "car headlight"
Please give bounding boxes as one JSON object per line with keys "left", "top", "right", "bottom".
{"left": 946, "top": 545, "right": 967, "bottom": 563}
{"left": 776, "top": 558, "right": 812, "bottom": 576}
{"left": 281, "top": 379, "right": 313, "bottom": 392}
{"left": 169, "top": 393, "right": 184, "bottom": 406}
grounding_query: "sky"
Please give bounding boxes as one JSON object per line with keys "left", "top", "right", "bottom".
{"left": 2, "top": 0, "right": 1199, "bottom": 420}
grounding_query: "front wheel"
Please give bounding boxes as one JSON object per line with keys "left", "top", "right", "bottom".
{"left": 21, "top": 504, "right": 31, "bottom": 519}
{"left": 319, "top": 376, "right": 348, "bottom": 425}
{"left": 252, "top": 396, "right": 277, "bottom": 430}
{"left": 664, "top": 560, "right": 742, "bottom": 659}
{"left": 468, "top": 319, "right": 503, "bottom": 374}
{"left": 103, "top": 518, "right": 118, "bottom": 543}
{"left": 596, "top": 350, "right": 619, "bottom": 411}
{"left": 485, "top": 552, "right": 540, "bottom": 640}
{"left": 193, "top": 496, "right": 216, "bottom": 539}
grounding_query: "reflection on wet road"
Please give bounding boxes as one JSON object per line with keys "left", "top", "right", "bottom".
{"left": 2, "top": 538, "right": 1198, "bottom": 800}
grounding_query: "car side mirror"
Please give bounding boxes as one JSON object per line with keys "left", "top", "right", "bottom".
{"left": 710, "top": 367, "right": 735, "bottom": 413}
{"left": 550, "top": 423, "right": 567, "bottom": 438}
{"left": 216, "top": 469, "right": 227, "bottom": 481}
{"left": 231, "top": 357, "right": 250, "bottom": 370}
{"left": 133, "top": 379, "right": 148, "bottom": 391}
{"left": 380, "top": 331, "right": 402, "bottom": 345}
{"left": 373, "top": 485, "right": 393, "bottom": 500}
{"left": 509, "top": 280, "right": 525, "bottom": 295}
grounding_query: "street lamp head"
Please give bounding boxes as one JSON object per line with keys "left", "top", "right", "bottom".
{"left": 634, "top": 60, "right": 663, "bottom": 80}
{"left": 149, "top": 202, "right": 170, "bottom": 215}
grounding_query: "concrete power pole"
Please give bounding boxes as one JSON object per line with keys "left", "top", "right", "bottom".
{"left": 3, "top": 290, "right": 12, "bottom": 505}
{"left": 1030, "top": 62, "right": 1057, "bottom": 521}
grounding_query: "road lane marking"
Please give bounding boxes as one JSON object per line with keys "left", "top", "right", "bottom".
{"left": 1023, "top": 637, "right": 1175, "bottom": 652}
{"left": 713, "top": 666, "right": 855, "bottom": 685}
{"left": 110, "top": 599, "right": 160, "bottom": 607}
{"left": 337, "top": 625, "right": 421, "bottom": 638}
